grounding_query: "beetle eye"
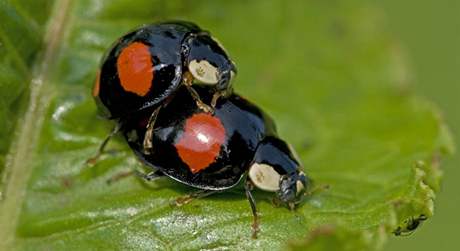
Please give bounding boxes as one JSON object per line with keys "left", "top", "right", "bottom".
{"left": 188, "top": 59, "right": 219, "bottom": 85}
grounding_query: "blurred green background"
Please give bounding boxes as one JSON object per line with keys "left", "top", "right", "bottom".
{"left": 381, "top": 0, "right": 460, "bottom": 250}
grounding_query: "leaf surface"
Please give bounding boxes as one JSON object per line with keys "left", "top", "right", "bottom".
{"left": 0, "top": 0, "right": 453, "bottom": 250}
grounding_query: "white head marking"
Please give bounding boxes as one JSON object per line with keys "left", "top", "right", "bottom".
{"left": 296, "top": 171, "right": 306, "bottom": 195}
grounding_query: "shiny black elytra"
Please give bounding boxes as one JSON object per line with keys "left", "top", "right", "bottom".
{"left": 121, "top": 85, "right": 308, "bottom": 238}
{"left": 89, "top": 21, "right": 237, "bottom": 163}
{"left": 94, "top": 21, "right": 236, "bottom": 119}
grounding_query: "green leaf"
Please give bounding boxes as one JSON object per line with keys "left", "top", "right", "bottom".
{"left": 0, "top": 0, "right": 453, "bottom": 250}
{"left": 0, "top": 0, "right": 52, "bottom": 175}
{"left": 286, "top": 225, "right": 383, "bottom": 251}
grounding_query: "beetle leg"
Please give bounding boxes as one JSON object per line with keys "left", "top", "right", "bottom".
{"left": 304, "top": 184, "right": 330, "bottom": 197}
{"left": 185, "top": 84, "right": 214, "bottom": 113}
{"left": 211, "top": 91, "right": 225, "bottom": 108}
{"left": 142, "top": 106, "right": 162, "bottom": 155}
{"left": 106, "top": 169, "right": 164, "bottom": 185}
{"left": 135, "top": 169, "right": 164, "bottom": 181}
{"left": 183, "top": 71, "right": 214, "bottom": 113}
{"left": 86, "top": 123, "right": 122, "bottom": 165}
{"left": 173, "top": 190, "right": 218, "bottom": 207}
{"left": 245, "top": 178, "right": 260, "bottom": 239}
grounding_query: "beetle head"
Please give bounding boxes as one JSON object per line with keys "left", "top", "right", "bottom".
{"left": 248, "top": 136, "right": 309, "bottom": 209}
{"left": 184, "top": 33, "right": 236, "bottom": 94}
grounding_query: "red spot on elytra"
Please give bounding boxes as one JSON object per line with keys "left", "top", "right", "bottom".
{"left": 117, "top": 42, "right": 153, "bottom": 96}
{"left": 175, "top": 113, "right": 226, "bottom": 173}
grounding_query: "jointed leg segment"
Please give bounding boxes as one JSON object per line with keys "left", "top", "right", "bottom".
{"left": 87, "top": 123, "right": 122, "bottom": 165}
{"left": 184, "top": 84, "right": 214, "bottom": 113}
{"left": 174, "top": 189, "right": 218, "bottom": 207}
{"left": 245, "top": 179, "right": 260, "bottom": 239}
{"left": 142, "top": 106, "right": 162, "bottom": 155}
{"left": 106, "top": 169, "right": 164, "bottom": 184}
{"left": 183, "top": 71, "right": 214, "bottom": 113}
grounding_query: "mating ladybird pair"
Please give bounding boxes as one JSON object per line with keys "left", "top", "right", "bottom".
{"left": 91, "top": 21, "right": 309, "bottom": 238}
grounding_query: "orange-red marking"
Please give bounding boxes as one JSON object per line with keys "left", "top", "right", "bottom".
{"left": 116, "top": 42, "right": 153, "bottom": 96}
{"left": 175, "top": 113, "right": 226, "bottom": 173}
{"left": 92, "top": 70, "right": 101, "bottom": 97}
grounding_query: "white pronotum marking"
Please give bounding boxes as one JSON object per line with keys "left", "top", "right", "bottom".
{"left": 248, "top": 163, "right": 281, "bottom": 192}
{"left": 188, "top": 59, "right": 219, "bottom": 85}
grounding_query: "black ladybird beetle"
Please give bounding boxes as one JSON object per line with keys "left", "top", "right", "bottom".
{"left": 122, "top": 85, "right": 308, "bottom": 238}
{"left": 90, "top": 21, "right": 236, "bottom": 162}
